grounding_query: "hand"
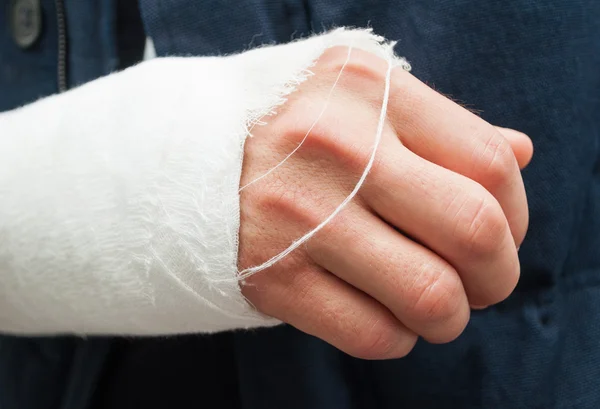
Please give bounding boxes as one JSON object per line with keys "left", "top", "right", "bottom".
{"left": 238, "top": 46, "right": 533, "bottom": 359}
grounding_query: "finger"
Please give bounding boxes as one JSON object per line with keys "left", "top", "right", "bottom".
{"left": 495, "top": 127, "right": 534, "bottom": 169}
{"left": 243, "top": 264, "right": 418, "bottom": 360}
{"left": 287, "top": 88, "right": 520, "bottom": 307}
{"left": 272, "top": 85, "right": 519, "bottom": 307}
{"left": 387, "top": 70, "right": 528, "bottom": 247}
{"left": 308, "top": 201, "right": 470, "bottom": 344}
{"left": 361, "top": 136, "right": 520, "bottom": 307}
{"left": 316, "top": 48, "right": 528, "bottom": 247}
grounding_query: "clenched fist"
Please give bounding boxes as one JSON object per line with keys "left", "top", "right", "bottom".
{"left": 239, "top": 47, "right": 533, "bottom": 359}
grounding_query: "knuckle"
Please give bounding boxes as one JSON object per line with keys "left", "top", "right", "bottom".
{"left": 277, "top": 109, "right": 342, "bottom": 159}
{"left": 318, "top": 46, "right": 353, "bottom": 66}
{"left": 341, "top": 59, "right": 382, "bottom": 84}
{"left": 296, "top": 120, "right": 382, "bottom": 178}
{"left": 277, "top": 99, "right": 330, "bottom": 145}
{"left": 347, "top": 322, "right": 415, "bottom": 360}
{"left": 258, "top": 178, "right": 322, "bottom": 228}
{"left": 319, "top": 46, "right": 383, "bottom": 83}
{"left": 258, "top": 175, "right": 298, "bottom": 211}
{"left": 453, "top": 194, "right": 508, "bottom": 256}
{"left": 475, "top": 129, "right": 517, "bottom": 188}
{"left": 406, "top": 263, "right": 463, "bottom": 324}
{"left": 351, "top": 329, "right": 397, "bottom": 359}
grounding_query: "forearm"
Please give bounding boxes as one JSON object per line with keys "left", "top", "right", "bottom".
{"left": 0, "top": 56, "right": 275, "bottom": 334}
{"left": 0, "top": 28, "right": 389, "bottom": 335}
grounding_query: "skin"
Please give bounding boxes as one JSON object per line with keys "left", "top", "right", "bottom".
{"left": 238, "top": 47, "right": 534, "bottom": 360}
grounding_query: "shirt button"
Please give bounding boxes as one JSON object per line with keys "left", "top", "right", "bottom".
{"left": 10, "top": 0, "right": 42, "bottom": 49}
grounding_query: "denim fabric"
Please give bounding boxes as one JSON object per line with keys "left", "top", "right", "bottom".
{"left": 0, "top": 0, "right": 60, "bottom": 111}
{"left": 0, "top": 0, "right": 120, "bottom": 110}
{"left": 1, "top": 1, "right": 600, "bottom": 408}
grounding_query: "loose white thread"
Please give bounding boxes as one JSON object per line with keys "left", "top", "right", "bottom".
{"left": 229, "top": 47, "right": 395, "bottom": 282}
{"left": 239, "top": 46, "right": 354, "bottom": 192}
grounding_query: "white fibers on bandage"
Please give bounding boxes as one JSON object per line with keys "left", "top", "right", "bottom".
{"left": 235, "top": 44, "right": 396, "bottom": 282}
{"left": 0, "top": 29, "right": 410, "bottom": 335}
{"left": 239, "top": 46, "right": 354, "bottom": 192}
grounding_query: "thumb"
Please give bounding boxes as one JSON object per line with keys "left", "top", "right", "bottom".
{"left": 495, "top": 126, "right": 534, "bottom": 169}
